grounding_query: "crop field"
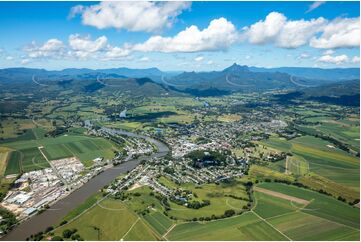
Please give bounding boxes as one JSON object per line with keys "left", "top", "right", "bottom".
{"left": 20, "top": 147, "right": 49, "bottom": 172}
{"left": 167, "top": 212, "right": 287, "bottom": 241}
{"left": 1, "top": 135, "right": 118, "bottom": 172}
{"left": 0, "top": 147, "right": 11, "bottom": 176}
{"left": 122, "top": 218, "right": 159, "bottom": 241}
{"left": 253, "top": 191, "right": 298, "bottom": 219}
{"left": 257, "top": 183, "right": 360, "bottom": 229}
{"left": 260, "top": 135, "right": 360, "bottom": 190}
{"left": 268, "top": 211, "right": 359, "bottom": 241}
{"left": 4, "top": 151, "right": 21, "bottom": 175}
{"left": 143, "top": 211, "right": 173, "bottom": 235}
{"left": 286, "top": 155, "right": 309, "bottom": 176}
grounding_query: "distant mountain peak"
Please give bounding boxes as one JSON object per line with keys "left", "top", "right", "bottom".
{"left": 222, "top": 63, "right": 249, "bottom": 73}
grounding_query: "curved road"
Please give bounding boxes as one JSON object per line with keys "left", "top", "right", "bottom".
{"left": 1, "top": 129, "right": 169, "bottom": 241}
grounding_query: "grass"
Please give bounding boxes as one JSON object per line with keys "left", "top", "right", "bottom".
{"left": 157, "top": 176, "right": 179, "bottom": 189}
{"left": 53, "top": 198, "right": 139, "bottom": 241}
{"left": 60, "top": 193, "right": 102, "bottom": 223}
{"left": 249, "top": 165, "right": 295, "bottom": 183}
{"left": 217, "top": 114, "right": 241, "bottom": 122}
{"left": 122, "top": 218, "right": 159, "bottom": 241}
{"left": 167, "top": 181, "right": 249, "bottom": 220}
{"left": 298, "top": 172, "right": 359, "bottom": 202}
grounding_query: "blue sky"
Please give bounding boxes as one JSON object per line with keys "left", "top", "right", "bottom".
{"left": 0, "top": 1, "right": 359, "bottom": 71}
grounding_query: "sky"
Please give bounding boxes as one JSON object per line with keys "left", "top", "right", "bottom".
{"left": 0, "top": 1, "right": 359, "bottom": 71}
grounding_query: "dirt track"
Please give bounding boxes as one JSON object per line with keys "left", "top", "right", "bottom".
{"left": 254, "top": 187, "right": 310, "bottom": 205}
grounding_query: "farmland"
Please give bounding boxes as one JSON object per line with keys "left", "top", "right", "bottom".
{"left": 1, "top": 134, "right": 118, "bottom": 174}
{"left": 166, "top": 182, "right": 359, "bottom": 241}
{"left": 52, "top": 198, "right": 158, "bottom": 241}
{"left": 259, "top": 134, "right": 360, "bottom": 194}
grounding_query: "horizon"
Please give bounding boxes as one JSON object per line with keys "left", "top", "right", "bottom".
{"left": 0, "top": 1, "right": 360, "bottom": 71}
{"left": 1, "top": 62, "right": 360, "bottom": 73}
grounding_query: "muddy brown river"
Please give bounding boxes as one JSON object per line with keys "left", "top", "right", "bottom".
{"left": 1, "top": 130, "right": 169, "bottom": 241}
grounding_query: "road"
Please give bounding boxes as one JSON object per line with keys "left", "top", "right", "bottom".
{"left": 1, "top": 129, "right": 169, "bottom": 241}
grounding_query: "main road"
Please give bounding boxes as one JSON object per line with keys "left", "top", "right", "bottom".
{"left": 1, "top": 129, "right": 169, "bottom": 241}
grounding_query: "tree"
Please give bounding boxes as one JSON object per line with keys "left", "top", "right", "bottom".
{"left": 224, "top": 209, "right": 235, "bottom": 217}
{"left": 51, "top": 236, "right": 63, "bottom": 241}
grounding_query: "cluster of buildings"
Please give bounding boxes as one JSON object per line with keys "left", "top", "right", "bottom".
{"left": 0, "top": 168, "right": 66, "bottom": 219}
{"left": 50, "top": 157, "right": 85, "bottom": 189}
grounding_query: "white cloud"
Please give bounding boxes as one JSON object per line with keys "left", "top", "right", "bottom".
{"left": 245, "top": 55, "right": 251, "bottom": 60}
{"left": 207, "top": 60, "right": 214, "bottom": 65}
{"left": 131, "top": 17, "right": 239, "bottom": 53}
{"left": 103, "top": 46, "right": 131, "bottom": 60}
{"left": 21, "top": 58, "right": 30, "bottom": 65}
{"left": 194, "top": 56, "right": 204, "bottom": 62}
{"left": 70, "top": 1, "right": 191, "bottom": 32}
{"left": 306, "top": 1, "right": 326, "bottom": 13}
{"left": 139, "top": 56, "right": 150, "bottom": 62}
{"left": 352, "top": 56, "right": 360, "bottom": 63}
{"left": 310, "top": 17, "right": 360, "bottom": 49}
{"left": 24, "top": 38, "right": 66, "bottom": 59}
{"left": 68, "top": 34, "right": 108, "bottom": 59}
{"left": 243, "top": 12, "right": 327, "bottom": 48}
{"left": 322, "top": 49, "right": 334, "bottom": 55}
{"left": 298, "top": 53, "right": 310, "bottom": 59}
{"left": 317, "top": 54, "right": 349, "bottom": 64}
{"left": 5, "top": 56, "right": 13, "bottom": 61}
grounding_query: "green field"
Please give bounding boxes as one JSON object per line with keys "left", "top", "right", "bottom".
{"left": 268, "top": 211, "right": 359, "bottom": 241}
{"left": 167, "top": 212, "right": 287, "bottom": 241}
{"left": 4, "top": 151, "right": 21, "bottom": 175}
{"left": 53, "top": 198, "right": 157, "bottom": 241}
{"left": 166, "top": 181, "right": 249, "bottom": 220}
{"left": 1, "top": 134, "right": 118, "bottom": 173}
{"left": 260, "top": 135, "right": 360, "bottom": 191}
{"left": 257, "top": 183, "right": 360, "bottom": 229}
{"left": 143, "top": 211, "right": 173, "bottom": 235}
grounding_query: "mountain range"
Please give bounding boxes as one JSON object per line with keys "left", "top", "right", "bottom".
{"left": 0, "top": 64, "right": 359, "bottom": 99}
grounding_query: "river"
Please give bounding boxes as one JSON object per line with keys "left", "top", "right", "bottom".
{"left": 1, "top": 130, "right": 169, "bottom": 241}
